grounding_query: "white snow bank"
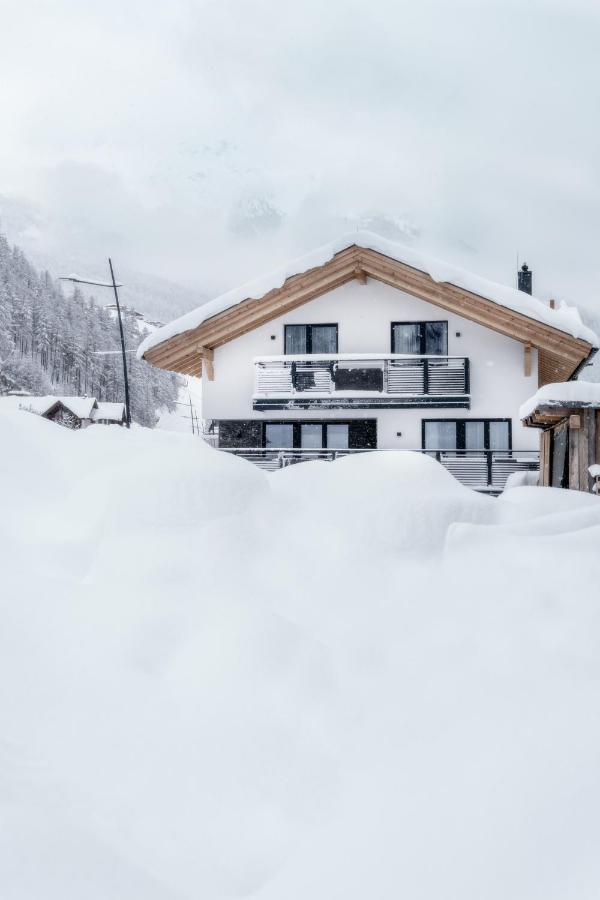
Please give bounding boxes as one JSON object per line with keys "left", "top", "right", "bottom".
{"left": 138, "top": 231, "right": 598, "bottom": 359}
{"left": 2, "top": 412, "right": 600, "bottom": 900}
{"left": 91, "top": 401, "right": 125, "bottom": 421}
{"left": 520, "top": 379, "right": 600, "bottom": 419}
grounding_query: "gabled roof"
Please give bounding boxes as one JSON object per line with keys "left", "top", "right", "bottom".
{"left": 37, "top": 396, "right": 97, "bottom": 419}
{"left": 138, "top": 231, "right": 598, "bottom": 380}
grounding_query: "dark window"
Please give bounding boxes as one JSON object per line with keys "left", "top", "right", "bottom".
{"left": 391, "top": 321, "right": 448, "bottom": 355}
{"left": 423, "top": 419, "right": 511, "bottom": 451}
{"left": 218, "top": 420, "right": 263, "bottom": 448}
{"left": 285, "top": 324, "right": 338, "bottom": 355}
{"left": 348, "top": 420, "right": 377, "bottom": 449}
{"left": 335, "top": 366, "right": 383, "bottom": 392}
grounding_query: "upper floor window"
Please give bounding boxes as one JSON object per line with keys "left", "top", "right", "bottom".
{"left": 285, "top": 324, "right": 338, "bottom": 355}
{"left": 391, "top": 321, "right": 448, "bottom": 355}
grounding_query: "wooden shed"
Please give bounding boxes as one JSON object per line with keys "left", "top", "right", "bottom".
{"left": 521, "top": 382, "right": 600, "bottom": 492}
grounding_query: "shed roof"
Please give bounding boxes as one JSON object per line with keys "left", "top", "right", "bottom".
{"left": 521, "top": 380, "right": 600, "bottom": 425}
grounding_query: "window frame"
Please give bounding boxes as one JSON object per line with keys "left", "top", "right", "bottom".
{"left": 260, "top": 419, "right": 375, "bottom": 449}
{"left": 284, "top": 323, "right": 339, "bottom": 355}
{"left": 421, "top": 418, "right": 512, "bottom": 451}
{"left": 391, "top": 321, "right": 448, "bottom": 356}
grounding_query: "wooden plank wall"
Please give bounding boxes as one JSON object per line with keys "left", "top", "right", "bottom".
{"left": 539, "top": 430, "right": 551, "bottom": 486}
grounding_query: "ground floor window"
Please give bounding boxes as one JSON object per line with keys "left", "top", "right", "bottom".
{"left": 219, "top": 419, "right": 376, "bottom": 450}
{"left": 422, "top": 418, "right": 511, "bottom": 451}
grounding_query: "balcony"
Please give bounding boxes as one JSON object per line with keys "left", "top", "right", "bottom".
{"left": 253, "top": 354, "right": 470, "bottom": 410}
{"left": 219, "top": 447, "right": 539, "bottom": 492}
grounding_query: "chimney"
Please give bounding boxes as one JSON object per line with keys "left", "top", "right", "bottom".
{"left": 518, "top": 263, "right": 532, "bottom": 295}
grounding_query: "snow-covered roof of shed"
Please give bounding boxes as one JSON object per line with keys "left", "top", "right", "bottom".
{"left": 137, "top": 231, "right": 599, "bottom": 358}
{"left": 33, "top": 396, "right": 97, "bottom": 419}
{"left": 91, "top": 402, "right": 125, "bottom": 422}
{"left": 520, "top": 380, "right": 600, "bottom": 419}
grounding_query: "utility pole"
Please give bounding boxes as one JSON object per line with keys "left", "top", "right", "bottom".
{"left": 108, "top": 258, "right": 131, "bottom": 427}
{"left": 59, "top": 262, "right": 132, "bottom": 427}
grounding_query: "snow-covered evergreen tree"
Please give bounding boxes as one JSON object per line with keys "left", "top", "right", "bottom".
{"left": 0, "top": 230, "right": 179, "bottom": 424}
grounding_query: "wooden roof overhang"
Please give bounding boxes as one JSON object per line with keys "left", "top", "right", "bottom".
{"left": 523, "top": 402, "right": 600, "bottom": 428}
{"left": 142, "top": 245, "right": 595, "bottom": 381}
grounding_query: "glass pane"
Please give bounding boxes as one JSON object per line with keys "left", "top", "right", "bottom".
{"left": 489, "top": 421, "right": 509, "bottom": 451}
{"left": 265, "top": 424, "right": 294, "bottom": 448}
{"left": 424, "top": 421, "right": 457, "bottom": 450}
{"left": 465, "top": 421, "right": 485, "bottom": 450}
{"left": 392, "top": 323, "right": 421, "bottom": 354}
{"left": 424, "top": 322, "right": 447, "bottom": 355}
{"left": 285, "top": 325, "right": 307, "bottom": 355}
{"left": 301, "top": 424, "right": 323, "bottom": 448}
{"left": 326, "top": 423, "right": 349, "bottom": 449}
{"left": 311, "top": 325, "right": 337, "bottom": 354}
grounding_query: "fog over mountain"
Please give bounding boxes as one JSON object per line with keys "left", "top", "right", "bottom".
{"left": 2, "top": 0, "right": 600, "bottom": 327}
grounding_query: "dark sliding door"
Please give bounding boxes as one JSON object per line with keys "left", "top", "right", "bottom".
{"left": 423, "top": 419, "right": 511, "bottom": 452}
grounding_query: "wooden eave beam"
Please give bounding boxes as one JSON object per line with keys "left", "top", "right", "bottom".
{"left": 143, "top": 249, "right": 359, "bottom": 366}
{"left": 357, "top": 248, "right": 591, "bottom": 367}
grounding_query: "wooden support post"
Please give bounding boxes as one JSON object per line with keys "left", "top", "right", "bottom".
{"left": 524, "top": 343, "right": 533, "bottom": 377}
{"left": 198, "top": 346, "right": 214, "bottom": 381}
{"left": 539, "top": 430, "right": 551, "bottom": 486}
{"left": 568, "top": 422, "right": 580, "bottom": 490}
{"left": 582, "top": 409, "right": 596, "bottom": 492}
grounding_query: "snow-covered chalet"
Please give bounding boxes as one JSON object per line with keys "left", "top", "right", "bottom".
{"left": 138, "top": 233, "right": 598, "bottom": 492}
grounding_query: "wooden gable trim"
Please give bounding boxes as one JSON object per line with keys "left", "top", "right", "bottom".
{"left": 143, "top": 245, "right": 594, "bottom": 378}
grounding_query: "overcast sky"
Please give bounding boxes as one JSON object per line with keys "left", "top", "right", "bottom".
{"left": 2, "top": 0, "right": 600, "bottom": 320}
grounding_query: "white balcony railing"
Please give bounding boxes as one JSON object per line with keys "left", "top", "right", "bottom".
{"left": 253, "top": 354, "right": 470, "bottom": 408}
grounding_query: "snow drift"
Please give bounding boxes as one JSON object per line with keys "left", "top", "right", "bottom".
{"left": 1, "top": 408, "right": 600, "bottom": 900}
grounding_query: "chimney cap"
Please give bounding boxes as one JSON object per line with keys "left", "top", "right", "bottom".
{"left": 521, "top": 263, "right": 530, "bottom": 272}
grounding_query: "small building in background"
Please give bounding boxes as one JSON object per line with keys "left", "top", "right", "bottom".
{"left": 520, "top": 381, "right": 600, "bottom": 492}
{"left": 24, "top": 396, "right": 126, "bottom": 429}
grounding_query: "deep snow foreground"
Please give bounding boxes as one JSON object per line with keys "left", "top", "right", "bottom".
{"left": 1, "top": 412, "right": 600, "bottom": 900}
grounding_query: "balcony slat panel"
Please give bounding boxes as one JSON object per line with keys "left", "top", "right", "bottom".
{"left": 491, "top": 457, "right": 538, "bottom": 489}
{"left": 386, "top": 363, "right": 425, "bottom": 395}
{"left": 439, "top": 454, "right": 489, "bottom": 487}
{"left": 256, "top": 363, "right": 293, "bottom": 393}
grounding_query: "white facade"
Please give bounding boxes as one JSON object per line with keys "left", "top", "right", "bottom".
{"left": 202, "top": 278, "right": 539, "bottom": 451}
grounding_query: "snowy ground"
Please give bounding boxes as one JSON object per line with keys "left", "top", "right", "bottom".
{"left": 1, "top": 409, "right": 600, "bottom": 900}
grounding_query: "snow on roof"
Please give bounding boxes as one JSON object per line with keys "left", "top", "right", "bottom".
{"left": 520, "top": 380, "right": 600, "bottom": 419}
{"left": 23, "top": 396, "right": 97, "bottom": 419}
{"left": 137, "top": 231, "right": 599, "bottom": 359}
{"left": 91, "top": 402, "right": 125, "bottom": 422}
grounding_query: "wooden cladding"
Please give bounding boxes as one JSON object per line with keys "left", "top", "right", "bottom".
{"left": 535, "top": 408, "right": 599, "bottom": 492}
{"left": 142, "top": 245, "right": 595, "bottom": 378}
